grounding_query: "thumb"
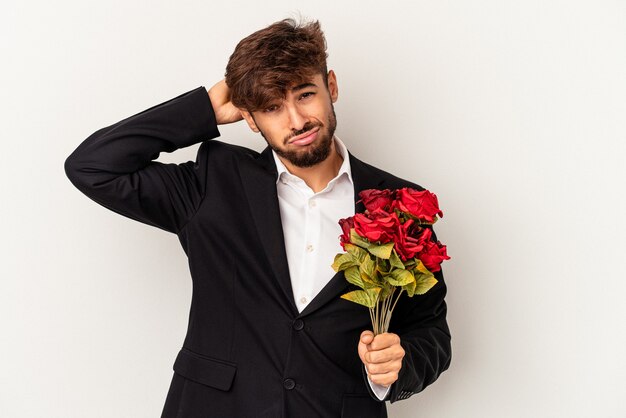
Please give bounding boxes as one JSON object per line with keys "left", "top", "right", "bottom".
{"left": 358, "top": 331, "right": 375, "bottom": 362}
{"left": 360, "top": 330, "right": 375, "bottom": 345}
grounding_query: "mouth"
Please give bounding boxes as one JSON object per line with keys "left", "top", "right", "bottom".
{"left": 288, "top": 127, "right": 320, "bottom": 146}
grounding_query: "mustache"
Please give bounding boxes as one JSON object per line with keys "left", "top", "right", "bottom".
{"left": 284, "top": 122, "right": 323, "bottom": 144}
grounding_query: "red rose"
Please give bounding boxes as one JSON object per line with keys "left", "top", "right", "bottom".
{"left": 417, "top": 239, "right": 450, "bottom": 272}
{"left": 392, "top": 188, "right": 443, "bottom": 223}
{"left": 353, "top": 209, "right": 400, "bottom": 244}
{"left": 358, "top": 189, "right": 394, "bottom": 212}
{"left": 393, "top": 219, "right": 428, "bottom": 261}
{"left": 338, "top": 217, "right": 355, "bottom": 250}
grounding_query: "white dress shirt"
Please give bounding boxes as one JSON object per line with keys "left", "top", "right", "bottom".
{"left": 272, "top": 135, "right": 391, "bottom": 401}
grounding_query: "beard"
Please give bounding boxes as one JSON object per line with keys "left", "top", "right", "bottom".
{"left": 260, "top": 105, "right": 338, "bottom": 168}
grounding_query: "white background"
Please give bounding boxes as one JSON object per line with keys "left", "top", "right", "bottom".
{"left": 1, "top": 1, "right": 625, "bottom": 417}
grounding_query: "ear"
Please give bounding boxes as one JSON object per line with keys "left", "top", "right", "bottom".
{"left": 239, "top": 109, "right": 260, "bottom": 132}
{"left": 327, "top": 69, "right": 339, "bottom": 103}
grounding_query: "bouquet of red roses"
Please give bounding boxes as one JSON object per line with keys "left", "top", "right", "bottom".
{"left": 332, "top": 188, "right": 450, "bottom": 335}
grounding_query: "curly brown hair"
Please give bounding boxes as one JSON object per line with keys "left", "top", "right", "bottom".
{"left": 225, "top": 18, "right": 329, "bottom": 112}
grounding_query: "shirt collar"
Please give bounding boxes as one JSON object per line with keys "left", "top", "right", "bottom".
{"left": 272, "top": 135, "right": 354, "bottom": 186}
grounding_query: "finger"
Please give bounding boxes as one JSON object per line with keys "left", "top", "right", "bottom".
{"left": 357, "top": 339, "right": 368, "bottom": 363}
{"left": 360, "top": 330, "right": 375, "bottom": 345}
{"left": 365, "top": 359, "right": 403, "bottom": 376}
{"left": 367, "top": 370, "right": 399, "bottom": 387}
{"left": 365, "top": 345, "right": 405, "bottom": 364}
{"left": 208, "top": 79, "right": 230, "bottom": 105}
{"left": 358, "top": 331, "right": 374, "bottom": 362}
{"left": 224, "top": 105, "right": 243, "bottom": 123}
{"left": 369, "top": 332, "right": 401, "bottom": 351}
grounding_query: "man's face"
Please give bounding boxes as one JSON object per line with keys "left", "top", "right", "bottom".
{"left": 241, "top": 70, "right": 339, "bottom": 168}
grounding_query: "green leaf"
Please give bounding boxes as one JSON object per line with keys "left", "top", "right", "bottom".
{"left": 367, "top": 287, "right": 382, "bottom": 304}
{"left": 402, "top": 279, "right": 417, "bottom": 297}
{"left": 403, "top": 259, "right": 417, "bottom": 269}
{"left": 360, "top": 256, "right": 376, "bottom": 279}
{"left": 412, "top": 259, "right": 438, "bottom": 295}
{"left": 414, "top": 274, "right": 438, "bottom": 295}
{"left": 414, "top": 259, "right": 432, "bottom": 276}
{"left": 332, "top": 252, "right": 356, "bottom": 272}
{"left": 376, "top": 258, "right": 391, "bottom": 275}
{"left": 369, "top": 242, "right": 394, "bottom": 259}
{"left": 340, "top": 290, "right": 372, "bottom": 307}
{"left": 344, "top": 266, "right": 365, "bottom": 289}
{"left": 345, "top": 243, "right": 369, "bottom": 263}
{"left": 387, "top": 268, "right": 415, "bottom": 286}
{"left": 341, "top": 287, "right": 381, "bottom": 308}
{"left": 350, "top": 229, "right": 373, "bottom": 250}
{"left": 378, "top": 284, "right": 393, "bottom": 302}
{"left": 360, "top": 271, "right": 379, "bottom": 288}
{"left": 389, "top": 249, "right": 405, "bottom": 269}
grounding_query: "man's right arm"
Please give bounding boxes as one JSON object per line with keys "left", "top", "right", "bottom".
{"left": 64, "top": 86, "right": 223, "bottom": 234}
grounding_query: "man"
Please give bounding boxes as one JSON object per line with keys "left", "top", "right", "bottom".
{"left": 65, "top": 18, "right": 451, "bottom": 418}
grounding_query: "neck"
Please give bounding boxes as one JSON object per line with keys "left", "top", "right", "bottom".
{"left": 279, "top": 138, "right": 344, "bottom": 193}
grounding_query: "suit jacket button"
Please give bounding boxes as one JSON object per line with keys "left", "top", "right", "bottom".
{"left": 283, "top": 378, "right": 296, "bottom": 390}
{"left": 293, "top": 319, "right": 304, "bottom": 330}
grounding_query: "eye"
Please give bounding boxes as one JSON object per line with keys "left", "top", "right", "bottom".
{"left": 300, "top": 92, "right": 315, "bottom": 100}
{"left": 264, "top": 104, "right": 280, "bottom": 113}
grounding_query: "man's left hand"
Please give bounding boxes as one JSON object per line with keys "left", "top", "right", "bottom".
{"left": 358, "top": 330, "right": 405, "bottom": 387}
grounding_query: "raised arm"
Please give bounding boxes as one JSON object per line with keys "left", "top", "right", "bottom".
{"left": 64, "top": 82, "right": 241, "bottom": 234}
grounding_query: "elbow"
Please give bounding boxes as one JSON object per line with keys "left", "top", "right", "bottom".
{"left": 441, "top": 334, "right": 452, "bottom": 374}
{"left": 64, "top": 148, "right": 95, "bottom": 192}
{"left": 64, "top": 152, "right": 83, "bottom": 187}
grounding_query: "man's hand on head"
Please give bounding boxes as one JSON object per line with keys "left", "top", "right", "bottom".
{"left": 207, "top": 79, "right": 244, "bottom": 125}
{"left": 358, "top": 330, "right": 405, "bottom": 387}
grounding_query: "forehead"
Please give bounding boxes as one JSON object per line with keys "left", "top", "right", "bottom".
{"left": 287, "top": 73, "right": 325, "bottom": 92}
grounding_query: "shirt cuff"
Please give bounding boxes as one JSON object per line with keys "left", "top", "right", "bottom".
{"left": 367, "top": 375, "right": 391, "bottom": 400}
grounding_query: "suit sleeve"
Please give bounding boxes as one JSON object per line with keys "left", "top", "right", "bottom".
{"left": 64, "top": 86, "right": 221, "bottom": 234}
{"left": 363, "top": 225, "right": 452, "bottom": 403}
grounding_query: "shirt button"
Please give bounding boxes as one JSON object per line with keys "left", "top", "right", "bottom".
{"left": 283, "top": 378, "right": 296, "bottom": 390}
{"left": 308, "top": 199, "right": 316, "bottom": 208}
{"left": 293, "top": 319, "right": 304, "bottom": 330}
{"left": 306, "top": 244, "right": 314, "bottom": 253}
{"left": 299, "top": 296, "right": 307, "bottom": 304}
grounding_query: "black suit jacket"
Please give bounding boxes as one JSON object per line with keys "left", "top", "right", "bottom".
{"left": 64, "top": 86, "right": 451, "bottom": 418}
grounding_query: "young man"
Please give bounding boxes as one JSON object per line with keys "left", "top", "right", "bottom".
{"left": 65, "top": 18, "right": 451, "bottom": 418}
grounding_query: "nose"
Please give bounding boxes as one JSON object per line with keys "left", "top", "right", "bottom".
{"left": 285, "top": 103, "right": 307, "bottom": 132}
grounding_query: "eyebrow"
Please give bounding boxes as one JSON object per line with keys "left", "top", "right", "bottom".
{"left": 290, "top": 82, "right": 317, "bottom": 92}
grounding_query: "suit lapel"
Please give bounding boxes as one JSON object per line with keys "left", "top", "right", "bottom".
{"left": 238, "top": 146, "right": 299, "bottom": 316}
{"left": 238, "top": 145, "right": 387, "bottom": 318}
